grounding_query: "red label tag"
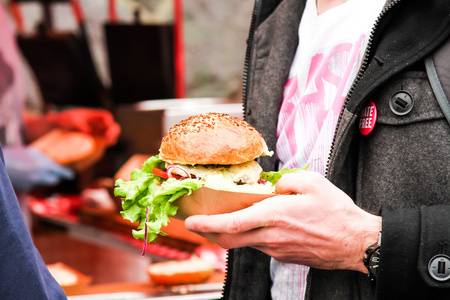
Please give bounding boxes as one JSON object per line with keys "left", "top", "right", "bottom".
{"left": 359, "top": 101, "right": 377, "bottom": 135}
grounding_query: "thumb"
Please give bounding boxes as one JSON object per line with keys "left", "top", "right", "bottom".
{"left": 275, "top": 171, "right": 323, "bottom": 195}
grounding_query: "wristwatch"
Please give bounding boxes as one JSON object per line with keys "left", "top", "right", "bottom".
{"left": 363, "top": 231, "right": 382, "bottom": 280}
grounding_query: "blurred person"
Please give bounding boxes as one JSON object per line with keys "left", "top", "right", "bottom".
{"left": 0, "top": 0, "right": 120, "bottom": 250}
{"left": 0, "top": 2, "right": 120, "bottom": 195}
{"left": 185, "top": 0, "right": 450, "bottom": 299}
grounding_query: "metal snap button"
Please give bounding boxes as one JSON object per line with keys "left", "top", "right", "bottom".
{"left": 389, "top": 91, "right": 414, "bottom": 116}
{"left": 428, "top": 254, "right": 450, "bottom": 281}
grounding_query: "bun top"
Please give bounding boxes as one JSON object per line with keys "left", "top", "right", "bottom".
{"left": 159, "top": 113, "right": 271, "bottom": 165}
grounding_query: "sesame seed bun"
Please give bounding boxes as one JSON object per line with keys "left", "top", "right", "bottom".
{"left": 159, "top": 113, "right": 271, "bottom": 165}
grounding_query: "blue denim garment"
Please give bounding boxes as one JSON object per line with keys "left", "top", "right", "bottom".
{"left": 0, "top": 145, "right": 67, "bottom": 299}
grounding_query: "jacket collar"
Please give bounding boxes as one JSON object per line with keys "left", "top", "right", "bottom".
{"left": 347, "top": 0, "right": 450, "bottom": 114}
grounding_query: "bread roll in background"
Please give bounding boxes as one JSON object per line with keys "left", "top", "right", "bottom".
{"left": 30, "top": 128, "right": 107, "bottom": 172}
{"left": 147, "top": 256, "right": 215, "bottom": 285}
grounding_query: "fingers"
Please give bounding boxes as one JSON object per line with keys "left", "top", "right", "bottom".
{"left": 185, "top": 195, "right": 302, "bottom": 234}
{"left": 185, "top": 195, "right": 300, "bottom": 249}
{"left": 197, "top": 228, "right": 267, "bottom": 249}
{"left": 184, "top": 194, "right": 292, "bottom": 233}
{"left": 191, "top": 215, "right": 302, "bottom": 252}
{"left": 185, "top": 206, "right": 268, "bottom": 234}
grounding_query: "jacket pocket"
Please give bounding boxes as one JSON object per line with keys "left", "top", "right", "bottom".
{"left": 355, "top": 70, "right": 450, "bottom": 213}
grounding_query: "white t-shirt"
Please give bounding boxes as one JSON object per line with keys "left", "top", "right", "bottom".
{"left": 272, "top": 0, "right": 385, "bottom": 298}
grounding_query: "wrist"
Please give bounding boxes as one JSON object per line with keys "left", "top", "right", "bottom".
{"left": 354, "top": 215, "right": 382, "bottom": 274}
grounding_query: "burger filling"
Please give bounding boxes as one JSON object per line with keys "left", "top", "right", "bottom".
{"left": 165, "top": 160, "right": 263, "bottom": 185}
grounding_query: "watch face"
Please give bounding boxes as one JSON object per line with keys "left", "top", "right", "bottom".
{"left": 369, "top": 247, "right": 381, "bottom": 277}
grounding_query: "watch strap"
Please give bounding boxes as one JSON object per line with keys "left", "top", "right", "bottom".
{"left": 363, "top": 231, "right": 382, "bottom": 279}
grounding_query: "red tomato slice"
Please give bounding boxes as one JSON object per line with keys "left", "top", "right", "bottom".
{"left": 152, "top": 167, "right": 169, "bottom": 179}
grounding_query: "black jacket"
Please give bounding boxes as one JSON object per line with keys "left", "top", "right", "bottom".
{"left": 223, "top": 0, "right": 450, "bottom": 299}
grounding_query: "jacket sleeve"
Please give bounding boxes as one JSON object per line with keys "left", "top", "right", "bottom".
{"left": 0, "top": 147, "right": 67, "bottom": 299}
{"left": 376, "top": 204, "right": 450, "bottom": 299}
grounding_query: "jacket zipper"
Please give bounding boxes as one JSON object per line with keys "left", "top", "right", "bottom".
{"left": 242, "top": 0, "right": 261, "bottom": 122}
{"left": 222, "top": 1, "right": 261, "bottom": 297}
{"left": 324, "top": 0, "right": 401, "bottom": 178}
{"left": 307, "top": 1, "right": 402, "bottom": 298}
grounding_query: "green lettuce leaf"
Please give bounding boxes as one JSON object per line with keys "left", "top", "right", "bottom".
{"left": 114, "top": 155, "right": 204, "bottom": 243}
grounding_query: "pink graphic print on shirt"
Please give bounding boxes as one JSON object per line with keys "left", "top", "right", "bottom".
{"left": 277, "top": 34, "right": 365, "bottom": 173}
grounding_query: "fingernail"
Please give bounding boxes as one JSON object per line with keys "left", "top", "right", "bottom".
{"left": 184, "top": 218, "right": 194, "bottom": 231}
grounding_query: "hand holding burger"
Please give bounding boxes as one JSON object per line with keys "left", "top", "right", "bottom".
{"left": 185, "top": 171, "right": 382, "bottom": 273}
{"left": 114, "top": 113, "right": 306, "bottom": 251}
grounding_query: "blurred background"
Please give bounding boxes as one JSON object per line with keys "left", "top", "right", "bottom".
{"left": 0, "top": 0, "right": 253, "bottom": 298}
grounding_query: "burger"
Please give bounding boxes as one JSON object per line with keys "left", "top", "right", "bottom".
{"left": 114, "top": 113, "right": 306, "bottom": 248}
{"left": 158, "top": 112, "right": 275, "bottom": 192}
